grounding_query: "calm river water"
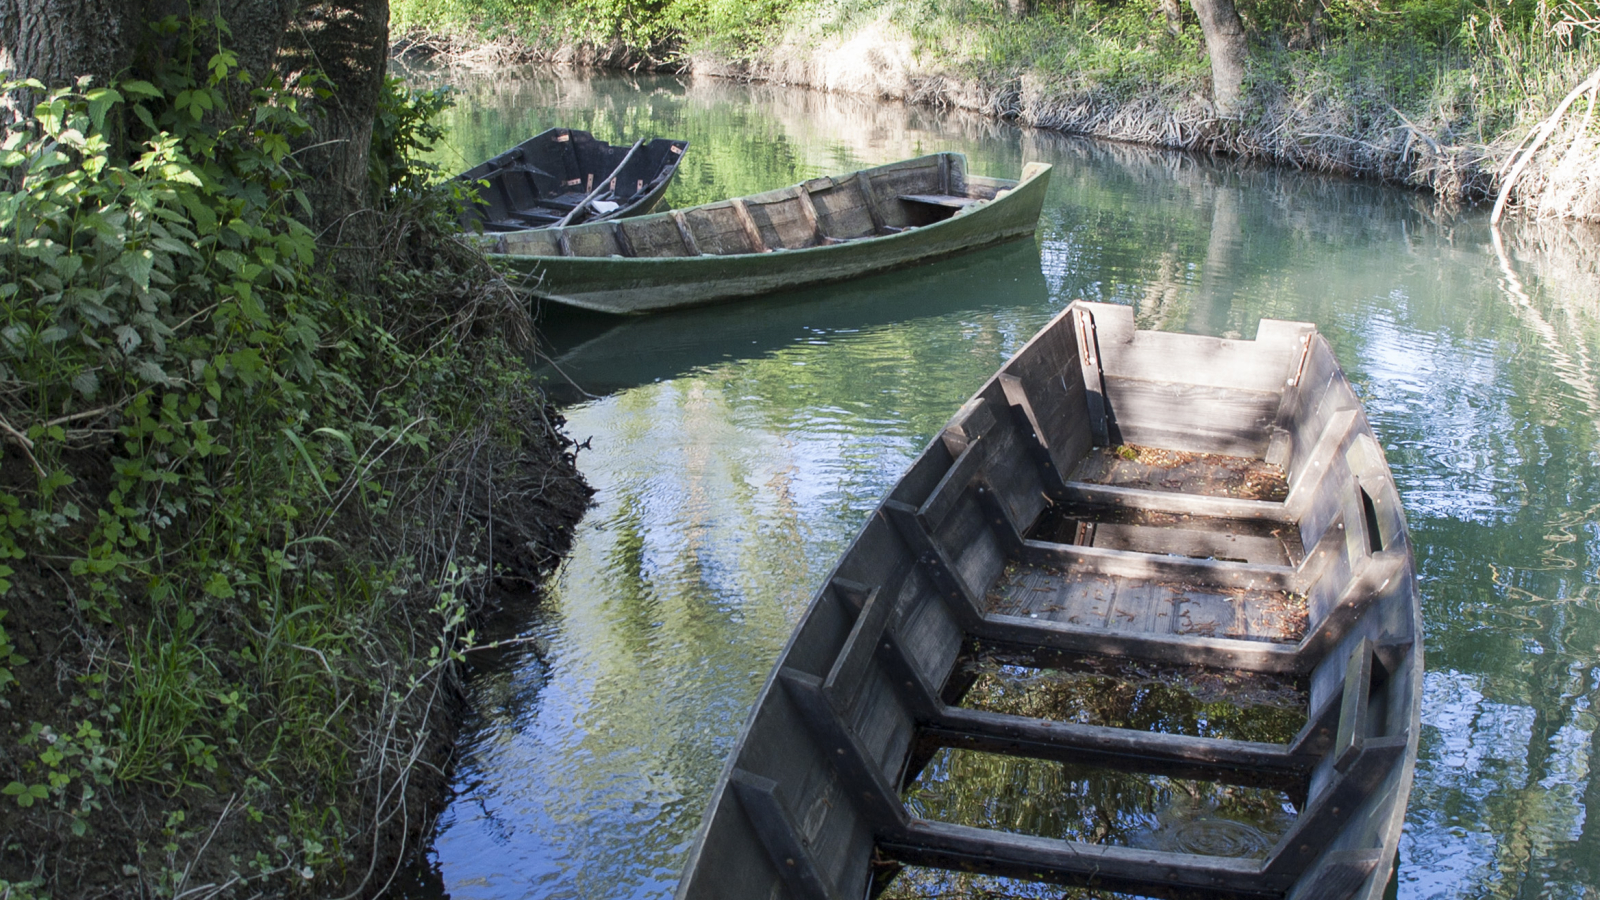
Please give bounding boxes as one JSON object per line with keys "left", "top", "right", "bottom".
{"left": 402, "top": 67, "right": 1600, "bottom": 899}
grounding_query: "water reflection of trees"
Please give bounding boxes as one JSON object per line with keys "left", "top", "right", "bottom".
{"left": 415, "top": 67, "right": 1030, "bottom": 212}
{"left": 421, "top": 71, "right": 1600, "bottom": 900}
{"left": 901, "top": 750, "right": 1294, "bottom": 850}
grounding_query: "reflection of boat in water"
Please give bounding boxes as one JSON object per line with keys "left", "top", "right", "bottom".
{"left": 486, "top": 153, "right": 1051, "bottom": 314}
{"left": 534, "top": 239, "right": 1050, "bottom": 402}
{"left": 677, "top": 301, "right": 1422, "bottom": 900}
{"left": 457, "top": 128, "right": 688, "bottom": 231}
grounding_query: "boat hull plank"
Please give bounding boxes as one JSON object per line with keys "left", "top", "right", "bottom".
{"left": 678, "top": 301, "right": 1421, "bottom": 900}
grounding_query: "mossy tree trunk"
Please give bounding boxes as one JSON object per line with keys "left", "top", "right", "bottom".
{"left": 0, "top": 0, "right": 387, "bottom": 229}
{"left": 1188, "top": 0, "right": 1248, "bottom": 116}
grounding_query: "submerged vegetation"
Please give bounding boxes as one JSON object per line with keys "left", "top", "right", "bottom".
{"left": 391, "top": 0, "right": 1600, "bottom": 216}
{"left": 0, "top": 17, "right": 587, "bottom": 898}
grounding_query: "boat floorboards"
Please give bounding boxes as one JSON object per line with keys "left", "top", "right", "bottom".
{"left": 985, "top": 563, "right": 1308, "bottom": 644}
{"left": 1071, "top": 445, "right": 1290, "bottom": 502}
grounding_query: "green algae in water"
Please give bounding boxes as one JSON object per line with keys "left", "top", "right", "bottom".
{"left": 901, "top": 747, "right": 1296, "bottom": 854}
{"left": 955, "top": 659, "right": 1308, "bottom": 745}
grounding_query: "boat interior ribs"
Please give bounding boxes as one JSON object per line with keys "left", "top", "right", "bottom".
{"left": 677, "top": 300, "right": 1422, "bottom": 900}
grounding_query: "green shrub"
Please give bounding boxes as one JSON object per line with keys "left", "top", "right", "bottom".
{"left": 0, "top": 15, "right": 567, "bottom": 892}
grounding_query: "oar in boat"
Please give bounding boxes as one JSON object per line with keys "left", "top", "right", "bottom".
{"left": 555, "top": 139, "right": 645, "bottom": 228}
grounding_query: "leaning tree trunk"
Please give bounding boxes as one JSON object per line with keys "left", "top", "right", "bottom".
{"left": 278, "top": 0, "right": 390, "bottom": 237}
{"left": 1188, "top": 0, "right": 1249, "bottom": 117}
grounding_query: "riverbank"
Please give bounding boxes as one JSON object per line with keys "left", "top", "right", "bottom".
{"left": 0, "top": 63, "right": 591, "bottom": 898}
{"left": 391, "top": 0, "right": 1600, "bottom": 218}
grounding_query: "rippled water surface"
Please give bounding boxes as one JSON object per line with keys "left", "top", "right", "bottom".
{"left": 403, "top": 67, "right": 1600, "bottom": 899}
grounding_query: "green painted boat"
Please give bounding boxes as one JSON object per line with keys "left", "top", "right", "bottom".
{"left": 479, "top": 153, "right": 1052, "bottom": 315}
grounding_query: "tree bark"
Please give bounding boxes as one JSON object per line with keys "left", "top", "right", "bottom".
{"left": 0, "top": 0, "right": 145, "bottom": 121}
{"left": 225, "top": 0, "right": 301, "bottom": 78}
{"left": 1188, "top": 0, "right": 1249, "bottom": 117}
{"left": 1, "top": 0, "right": 299, "bottom": 118}
{"left": 0, "top": 0, "right": 141, "bottom": 85}
{"left": 278, "top": 0, "right": 390, "bottom": 234}
{"left": 4, "top": 0, "right": 394, "bottom": 240}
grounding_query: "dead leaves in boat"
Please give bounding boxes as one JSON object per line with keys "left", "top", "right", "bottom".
{"left": 1077, "top": 444, "right": 1290, "bottom": 502}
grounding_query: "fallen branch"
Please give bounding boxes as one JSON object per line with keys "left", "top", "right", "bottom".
{"left": 1493, "top": 66, "right": 1600, "bottom": 224}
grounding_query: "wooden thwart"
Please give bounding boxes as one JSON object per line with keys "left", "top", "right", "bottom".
{"left": 1060, "top": 480, "right": 1294, "bottom": 522}
{"left": 899, "top": 193, "right": 980, "bottom": 209}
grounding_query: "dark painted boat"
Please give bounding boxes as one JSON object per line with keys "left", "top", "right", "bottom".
{"left": 457, "top": 128, "right": 688, "bottom": 232}
{"left": 479, "top": 152, "right": 1051, "bottom": 314}
{"left": 676, "top": 301, "right": 1423, "bottom": 900}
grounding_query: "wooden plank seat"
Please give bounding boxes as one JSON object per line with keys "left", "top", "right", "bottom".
{"left": 899, "top": 193, "right": 980, "bottom": 209}
{"left": 820, "top": 565, "right": 1381, "bottom": 781}
{"left": 1058, "top": 480, "right": 1293, "bottom": 522}
{"left": 886, "top": 496, "right": 1400, "bottom": 677}
{"left": 875, "top": 369, "right": 1402, "bottom": 676}
{"left": 986, "top": 563, "right": 1307, "bottom": 643}
{"left": 1069, "top": 444, "right": 1292, "bottom": 502}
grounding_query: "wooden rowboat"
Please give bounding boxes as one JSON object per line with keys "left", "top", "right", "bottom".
{"left": 458, "top": 128, "right": 688, "bottom": 231}
{"left": 677, "top": 301, "right": 1422, "bottom": 900}
{"left": 480, "top": 153, "right": 1051, "bottom": 314}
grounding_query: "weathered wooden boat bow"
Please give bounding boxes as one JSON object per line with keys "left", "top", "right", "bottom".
{"left": 677, "top": 302, "right": 1422, "bottom": 900}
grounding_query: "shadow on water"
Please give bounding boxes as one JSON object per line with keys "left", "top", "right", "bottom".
{"left": 533, "top": 239, "right": 1049, "bottom": 402}
{"left": 401, "top": 66, "right": 1600, "bottom": 900}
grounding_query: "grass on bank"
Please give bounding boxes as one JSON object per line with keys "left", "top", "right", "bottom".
{"left": 391, "top": 0, "right": 1600, "bottom": 205}
{"left": 0, "top": 17, "right": 585, "bottom": 898}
